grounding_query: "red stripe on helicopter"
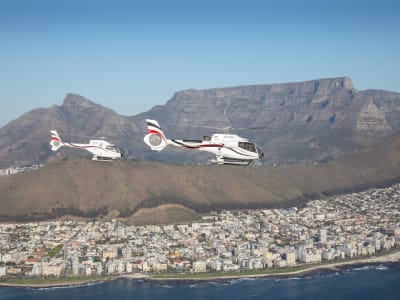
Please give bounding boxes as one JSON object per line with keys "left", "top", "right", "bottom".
{"left": 147, "top": 129, "right": 167, "bottom": 141}
{"left": 147, "top": 129, "right": 161, "bottom": 134}
{"left": 66, "top": 144, "right": 116, "bottom": 154}
{"left": 68, "top": 143, "right": 98, "bottom": 149}
{"left": 171, "top": 139, "right": 223, "bottom": 149}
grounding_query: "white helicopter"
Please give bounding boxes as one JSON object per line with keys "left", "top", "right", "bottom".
{"left": 143, "top": 119, "right": 264, "bottom": 165}
{"left": 49, "top": 130, "right": 123, "bottom": 161}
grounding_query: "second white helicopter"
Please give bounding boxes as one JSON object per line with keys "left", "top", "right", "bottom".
{"left": 50, "top": 130, "right": 123, "bottom": 161}
{"left": 143, "top": 119, "right": 264, "bottom": 165}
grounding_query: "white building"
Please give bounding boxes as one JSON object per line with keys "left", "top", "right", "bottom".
{"left": 285, "top": 251, "right": 296, "bottom": 266}
{"left": 1, "top": 253, "right": 12, "bottom": 263}
{"left": 126, "top": 262, "right": 133, "bottom": 273}
{"left": 274, "top": 258, "right": 287, "bottom": 268}
{"left": 85, "top": 266, "right": 92, "bottom": 276}
{"left": 298, "top": 251, "right": 322, "bottom": 264}
{"left": 95, "top": 262, "right": 103, "bottom": 275}
{"left": 30, "top": 263, "right": 43, "bottom": 276}
{"left": 42, "top": 262, "right": 65, "bottom": 277}
{"left": 192, "top": 260, "right": 207, "bottom": 273}
{"left": 339, "top": 245, "right": 358, "bottom": 258}
{"left": 117, "top": 261, "right": 126, "bottom": 273}
{"left": 0, "top": 266, "right": 6, "bottom": 277}
{"left": 72, "top": 256, "right": 80, "bottom": 276}
{"left": 320, "top": 228, "right": 327, "bottom": 243}
{"left": 122, "top": 248, "right": 132, "bottom": 261}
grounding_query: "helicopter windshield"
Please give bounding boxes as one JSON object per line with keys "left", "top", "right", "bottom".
{"left": 238, "top": 142, "right": 257, "bottom": 153}
{"left": 106, "top": 145, "right": 119, "bottom": 153}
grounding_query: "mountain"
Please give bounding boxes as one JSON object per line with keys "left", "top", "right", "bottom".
{"left": 0, "top": 77, "right": 400, "bottom": 167}
{"left": 0, "top": 94, "right": 143, "bottom": 167}
{"left": 140, "top": 77, "right": 400, "bottom": 163}
{"left": 1, "top": 131, "right": 400, "bottom": 224}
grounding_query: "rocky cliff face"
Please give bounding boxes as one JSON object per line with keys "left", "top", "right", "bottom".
{"left": 142, "top": 77, "right": 400, "bottom": 162}
{"left": 0, "top": 77, "right": 399, "bottom": 167}
{"left": 146, "top": 77, "right": 398, "bottom": 132}
{"left": 164, "top": 77, "right": 356, "bottom": 129}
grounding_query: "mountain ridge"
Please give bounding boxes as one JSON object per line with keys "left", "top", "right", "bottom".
{"left": 1, "top": 129, "right": 400, "bottom": 223}
{"left": 1, "top": 77, "right": 400, "bottom": 167}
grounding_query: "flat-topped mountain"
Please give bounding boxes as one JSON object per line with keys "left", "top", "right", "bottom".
{"left": 141, "top": 77, "right": 400, "bottom": 162}
{"left": 0, "top": 77, "right": 399, "bottom": 167}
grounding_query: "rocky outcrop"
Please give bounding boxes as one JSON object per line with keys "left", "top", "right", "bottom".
{"left": 356, "top": 99, "right": 391, "bottom": 130}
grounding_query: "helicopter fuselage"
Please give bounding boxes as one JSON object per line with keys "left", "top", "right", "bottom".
{"left": 61, "top": 140, "right": 122, "bottom": 160}
{"left": 50, "top": 130, "right": 123, "bottom": 161}
{"left": 143, "top": 119, "right": 264, "bottom": 165}
{"left": 169, "top": 134, "right": 263, "bottom": 165}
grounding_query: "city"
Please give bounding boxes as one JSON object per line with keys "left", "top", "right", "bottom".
{"left": 0, "top": 183, "right": 399, "bottom": 279}
{"left": 0, "top": 164, "right": 44, "bottom": 177}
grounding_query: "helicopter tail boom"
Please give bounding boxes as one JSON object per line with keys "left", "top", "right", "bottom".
{"left": 143, "top": 119, "right": 169, "bottom": 151}
{"left": 50, "top": 130, "right": 63, "bottom": 151}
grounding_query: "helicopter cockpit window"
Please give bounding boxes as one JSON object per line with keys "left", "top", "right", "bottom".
{"left": 106, "top": 145, "right": 117, "bottom": 152}
{"left": 204, "top": 136, "right": 211, "bottom": 141}
{"left": 238, "top": 142, "right": 256, "bottom": 153}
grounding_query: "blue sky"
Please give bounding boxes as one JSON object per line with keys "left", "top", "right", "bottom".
{"left": 0, "top": 0, "right": 399, "bottom": 126}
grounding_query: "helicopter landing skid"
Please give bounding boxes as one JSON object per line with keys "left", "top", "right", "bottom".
{"left": 92, "top": 156, "right": 114, "bottom": 162}
{"left": 210, "top": 157, "right": 252, "bottom": 166}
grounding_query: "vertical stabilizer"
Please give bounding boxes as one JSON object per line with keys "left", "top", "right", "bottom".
{"left": 50, "top": 130, "right": 63, "bottom": 151}
{"left": 143, "top": 119, "right": 169, "bottom": 151}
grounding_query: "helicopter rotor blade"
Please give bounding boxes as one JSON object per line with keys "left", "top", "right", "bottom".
{"left": 247, "top": 126, "right": 269, "bottom": 130}
{"left": 176, "top": 122, "right": 268, "bottom": 132}
{"left": 183, "top": 124, "right": 226, "bottom": 130}
{"left": 223, "top": 126, "right": 268, "bottom": 131}
{"left": 55, "top": 132, "right": 117, "bottom": 143}
{"left": 176, "top": 123, "right": 231, "bottom": 133}
{"left": 185, "top": 124, "right": 221, "bottom": 129}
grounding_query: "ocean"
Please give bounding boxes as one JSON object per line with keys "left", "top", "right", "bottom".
{"left": 0, "top": 264, "right": 399, "bottom": 300}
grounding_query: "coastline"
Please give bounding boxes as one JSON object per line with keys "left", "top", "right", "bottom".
{"left": 149, "top": 250, "right": 400, "bottom": 282}
{"left": 1, "top": 251, "right": 399, "bottom": 288}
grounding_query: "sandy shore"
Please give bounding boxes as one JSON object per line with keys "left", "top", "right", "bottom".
{"left": 0, "top": 251, "right": 399, "bottom": 287}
